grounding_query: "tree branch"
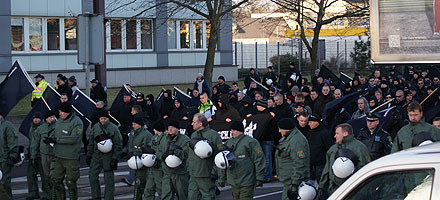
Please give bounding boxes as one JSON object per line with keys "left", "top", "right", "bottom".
{"left": 220, "top": 0, "right": 249, "bottom": 17}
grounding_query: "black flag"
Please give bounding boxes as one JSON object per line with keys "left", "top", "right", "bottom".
{"left": 339, "top": 72, "right": 353, "bottom": 85}
{"left": 109, "top": 85, "right": 136, "bottom": 113}
{"left": 155, "top": 89, "right": 165, "bottom": 111}
{"left": 72, "top": 90, "right": 96, "bottom": 119}
{"left": 0, "top": 61, "right": 34, "bottom": 116}
{"left": 322, "top": 90, "right": 367, "bottom": 128}
{"left": 319, "top": 65, "right": 342, "bottom": 87}
{"left": 173, "top": 87, "right": 191, "bottom": 107}
{"left": 19, "top": 85, "right": 60, "bottom": 137}
{"left": 428, "top": 66, "right": 440, "bottom": 79}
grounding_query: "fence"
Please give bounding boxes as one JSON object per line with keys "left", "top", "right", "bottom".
{"left": 233, "top": 36, "right": 369, "bottom": 73}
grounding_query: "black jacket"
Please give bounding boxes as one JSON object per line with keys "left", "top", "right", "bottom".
{"left": 91, "top": 83, "right": 107, "bottom": 103}
{"left": 357, "top": 127, "right": 392, "bottom": 161}
{"left": 304, "top": 124, "right": 334, "bottom": 166}
{"left": 56, "top": 83, "right": 72, "bottom": 100}
{"left": 313, "top": 94, "right": 335, "bottom": 116}
{"left": 244, "top": 72, "right": 261, "bottom": 89}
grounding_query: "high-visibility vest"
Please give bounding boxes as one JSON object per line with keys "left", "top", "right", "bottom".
{"left": 32, "top": 80, "right": 48, "bottom": 101}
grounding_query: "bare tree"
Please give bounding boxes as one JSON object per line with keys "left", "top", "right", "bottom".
{"left": 108, "top": 0, "right": 252, "bottom": 87}
{"left": 270, "top": 0, "right": 368, "bottom": 74}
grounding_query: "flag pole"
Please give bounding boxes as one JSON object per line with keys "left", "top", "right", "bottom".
{"left": 250, "top": 77, "right": 269, "bottom": 91}
{"left": 420, "top": 87, "right": 438, "bottom": 105}
{"left": 360, "top": 98, "right": 395, "bottom": 118}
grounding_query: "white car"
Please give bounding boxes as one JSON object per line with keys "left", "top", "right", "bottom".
{"left": 329, "top": 142, "right": 440, "bottom": 200}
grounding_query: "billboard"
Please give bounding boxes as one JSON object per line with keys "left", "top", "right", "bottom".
{"left": 370, "top": 0, "right": 440, "bottom": 64}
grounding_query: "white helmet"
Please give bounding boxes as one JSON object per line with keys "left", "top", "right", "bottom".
{"left": 266, "top": 79, "right": 273, "bottom": 86}
{"left": 298, "top": 182, "right": 317, "bottom": 200}
{"left": 419, "top": 140, "right": 433, "bottom": 146}
{"left": 0, "top": 170, "right": 2, "bottom": 180}
{"left": 290, "top": 73, "right": 298, "bottom": 81}
{"left": 194, "top": 140, "right": 213, "bottom": 159}
{"left": 128, "top": 156, "right": 143, "bottom": 170}
{"left": 165, "top": 155, "right": 183, "bottom": 168}
{"left": 97, "top": 139, "right": 113, "bottom": 153}
{"left": 214, "top": 151, "right": 235, "bottom": 169}
{"left": 332, "top": 157, "right": 355, "bottom": 179}
{"left": 141, "top": 153, "right": 156, "bottom": 168}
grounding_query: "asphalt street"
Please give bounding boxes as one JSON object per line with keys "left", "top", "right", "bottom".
{"left": 10, "top": 158, "right": 283, "bottom": 200}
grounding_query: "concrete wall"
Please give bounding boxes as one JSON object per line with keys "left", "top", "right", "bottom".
{"left": 11, "top": 0, "right": 82, "bottom": 16}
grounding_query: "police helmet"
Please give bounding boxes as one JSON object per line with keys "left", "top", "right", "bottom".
{"left": 141, "top": 153, "right": 156, "bottom": 168}
{"left": 412, "top": 132, "right": 433, "bottom": 147}
{"left": 97, "top": 139, "right": 113, "bottom": 153}
{"left": 127, "top": 156, "right": 143, "bottom": 170}
{"left": 266, "top": 79, "right": 273, "bottom": 86}
{"left": 214, "top": 151, "right": 235, "bottom": 169}
{"left": 297, "top": 182, "right": 317, "bottom": 200}
{"left": 332, "top": 148, "right": 358, "bottom": 179}
{"left": 165, "top": 155, "right": 183, "bottom": 168}
{"left": 190, "top": 137, "right": 213, "bottom": 159}
{"left": 14, "top": 146, "right": 25, "bottom": 167}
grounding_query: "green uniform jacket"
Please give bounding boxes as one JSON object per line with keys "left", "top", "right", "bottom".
{"left": 28, "top": 121, "right": 42, "bottom": 158}
{"left": 124, "top": 127, "right": 153, "bottom": 156}
{"left": 275, "top": 128, "right": 310, "bottom": 185}
{"left": 0, "top": 117, "right": 18, "bottom": 162}
{"left": 187, "top": 127, "right": 224, "bottom": 178}
{"left": 224, "top": 134, "right": 266, "bottom": 187}
{"left": 158, "top": 133, "right": 191, "bottom": 175}
{"left": 87, "top": 121, "right": 123, "bottom": 160}
{"left": 53, "top": 112, "right": 84, "bottom": 160}
{"left": 150, "top": 133, "right": 166, "bottom": 169}
{"left": 319, "top": 134, "right": 370, "bottom": 192}
{"left": 30, "top": 121, "right": 56, "bottom": 159}
{"left": 391, "top": 119, "right": 440, "bottom": 153}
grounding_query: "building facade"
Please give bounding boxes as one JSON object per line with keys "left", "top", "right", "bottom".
{"left": 0, "top": 0, "right": 236, "bottom": 87}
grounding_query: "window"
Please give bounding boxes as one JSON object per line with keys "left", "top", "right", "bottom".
{"left": 206, "top": 23, "right": 211, "bottom": 48}
{"left": 126, "top": 20, "right": 137, "bottom": 49}
{"left": 141, "top": 20, "right": 152, "bottom": 49}
{"left": 11, "top": 18, "right": 24, "bottom": 51}
{"left": 344, "top": 169, "right": 434, "bottom": 200}
{"left": 65, "top": 19, "right": 77, "bottom": 50}
{"left": 29, "top": 18, "right": 42, "bottom": 51}
{"left": 167, "top": 20, "right": 176, "bottom": 49}
{"left": 180, "top": 21, "right": 190, "bottom": 48}
{"left": 193, "top": 21, "right": 203, "bottom": 48}
{"left": 47, "top": 19, "right": 60, "bottom": 50}
{"left": 111, "top": 20, "right": 122, "bottom": 49}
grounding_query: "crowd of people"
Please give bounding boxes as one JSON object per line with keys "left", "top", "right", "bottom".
{"left": 1, "top": 64, "right": 440, "bottom": 200}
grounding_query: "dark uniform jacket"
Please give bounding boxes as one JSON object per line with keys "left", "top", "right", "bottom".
{"left": 357, "top": 127, "right": 392, "bottom": 161}
{"left": 305, "top": 125, "right": 334, "bottom": 166}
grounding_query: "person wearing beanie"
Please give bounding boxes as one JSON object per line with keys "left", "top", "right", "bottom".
{"left": 30, "top": 110, "right": 57, "bottom": 199}
{"left": 87, "top": 109, "right": 123, "bottom": 200}
{"left": 275, "top": 117, "right": 310, "bottom": 200}
{"left": 217, "top": 120, "right": 266, "bottom": 199}
{"left": 187, "top": 113, "right": 224, "bottom": 199}
{"left": 215, "top": 76, "right": 231, "bottom": 95}
{"left": 50, "top": 101, "right": 84, "bottom": 199}
{"left": 170, "top": 98, "right": 190, "bottom": 123}
{"left": 56, "top": 75, "right": 72, "bottom": 100}
{"left": 90, "top": 78, "right": 107, "bottom": 104}
{"left": 143, "top": 119, "right": 166, "bottom": 199}
{"left": 122, "top": 115, "right": 153, "bottom": 200}
{"left": 263, "top": 66, "right": 277, "bottom": 88}
{"left": 26, "top": 112, "right": 45, "bottom": 199}
{"left": 304, "top": 113, "right": 334, "bottom": 182}
{"left": 159, "top": 120, "right": 191, "bottom": 200}
{"left": 287, "top": 61, "right": 302, "bottom": 88}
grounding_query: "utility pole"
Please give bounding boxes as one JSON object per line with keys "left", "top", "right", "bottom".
{"left": 94, "top": 0, "right": 107, "bottom": 87}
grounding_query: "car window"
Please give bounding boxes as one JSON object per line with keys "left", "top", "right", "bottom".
{"left": 344, "top": 169, "right": 434, "bottom": 200}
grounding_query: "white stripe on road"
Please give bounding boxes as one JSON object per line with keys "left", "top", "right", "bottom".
{"left": 253, "top": 190, "right": 283, "bottom": 199}
{"left": 12, "top": 170, "right": 129, "bottom": 183}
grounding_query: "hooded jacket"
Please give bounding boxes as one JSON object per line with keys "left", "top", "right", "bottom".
{"left": 351, "top": 97, "right": 370, "bottom": 119}
{"left": 213, "top": 94, "right": 240, "bottom": 121}
{"left": 160, "top": 90, "right": 174, "bottom": 118}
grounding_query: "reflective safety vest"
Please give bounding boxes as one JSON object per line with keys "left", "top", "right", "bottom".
{"left": 32, "top": 80, "right": 48, "bottom": 101}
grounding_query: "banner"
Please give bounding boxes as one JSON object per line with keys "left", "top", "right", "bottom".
{"left": 72, "top": 89, "right": 96, "bottom": 119}
{"left": 339, "top": 72, "right": 353, "bottom": 85}
{"left": 173, "top": 87, "right": 191, "bottom": 107}
{"left": 318, "top": 65, "right": 342, "bottom": 87}
{"left": 209, "top": 113, "right": 273, "bottom": 140}
{"left": 109, "top": 85, "right": 136, "bottom": 113}
{"left": 0, "top": 61, "right": 34, "bottom": 116}
{"left": 322, "top": 90, "right": 366, "bottom": 128}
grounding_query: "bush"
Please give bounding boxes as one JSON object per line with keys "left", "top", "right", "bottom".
{"left": 269, "top": 53, "right": 303, "bottom": 74}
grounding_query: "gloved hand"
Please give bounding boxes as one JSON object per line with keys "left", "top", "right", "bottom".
{"left": 255, "top": 180, "right": 263, "bottom": 188}
{"left": 86, "top": 156, "right": 92, "bottom": 166}
{"left": 287, "top": 184, "right": 299, "bottom": 200}
{"left": 94, "top": 134, "right": 110, "bottom": 143}
{"left": 43, "top": 137, "right": 57, "bottom": 144}
{"left": 162, "top": 151, "right": 171, "bottom": 161}
{"left": 125, "top": 152, "right": 134, "bottom": 160}
{"left": 110, "top": 159, "right": 118, "bottom": 170}
{"left": 210, "top": 174, "right": 219, "bottom": 181}
{"left": 30, "top": 158, "right": 39, "bottom": 168}
{"left": 142, "top": 146, "right": 156, "bottom": 154}
{"left": 217, "top": 180, "right": 225, "bottom": 187}
{"left": 168, "top": 143, "right": 182, "bottom": 155}
{"left": 317, "top": 188, "right": 329, "bottom": 200}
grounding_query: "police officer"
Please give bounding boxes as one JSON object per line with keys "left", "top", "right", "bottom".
{"left": 357, "top": 113, "right": 392, "bottom": 161}
{"left": 275, "top": 118, "right": 310, "bottom": 200}
{"left": 188, "top": 113, "right": 224, "bottom": 199}
{"left": 32, "top": 111, "right": 57, "bottom": 199}
{"left": 219, "top": 121, "right": 266, "bottom": 200}
{"left": 48, "top": 102, "right": 83, "bottom": 200}
{"left": 27, "top": 112, "right": 45, "bottom": 200}
{"left": 143, "top": 120, "right": 166, "bottom": 200}
{"left": 160, "top": 120, "right": 191, "bottom": 200}
{"left": 391, "top": 101, "right": 440, "bottom": 152}
{"left": 317, "top": 123, "right": 370, "bottom": 198}
{"left": 123, "top": 116, "right": 152, "bottom": 200}
{"left": 87, "top": 109, "right": 123, "bottom": 200}
{"left": 32, "top": 73, "right": 48, "bottom": 107}
{"left": 0, "top": 112, "right": 19, "bottom": 199}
